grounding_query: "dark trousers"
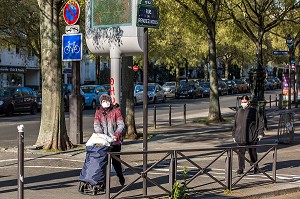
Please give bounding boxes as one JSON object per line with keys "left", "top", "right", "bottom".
{"left": 111, "top": 144, "right": 123, "bottom": 178}
{"left": 237, "top": 142, "right": 258, "bottom": 170}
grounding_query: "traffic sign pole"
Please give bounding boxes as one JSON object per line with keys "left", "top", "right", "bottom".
{"left": 136, "top": 1, "right": 159, "bottom": 196}
{"left": 62, "top": 0, "right": 83, "bottom": 145}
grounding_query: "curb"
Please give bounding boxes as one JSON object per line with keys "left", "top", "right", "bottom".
{"left": 240, "top": 185, "right": 300, "bottom": 199}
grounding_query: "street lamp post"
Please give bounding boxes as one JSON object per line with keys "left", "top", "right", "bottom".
{"left": 286, "top": 35, "right": 294, "bottom": 109}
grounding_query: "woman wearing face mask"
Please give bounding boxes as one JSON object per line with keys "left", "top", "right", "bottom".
{"left": 94, "top": 94, "right": 125, "bottom": 187}
{"left": 232, "top": 95, "right": 264, "bottom": 175}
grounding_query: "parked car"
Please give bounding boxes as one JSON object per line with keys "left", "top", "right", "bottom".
{"left": 218, "top": 81, "right": 229, "bottom": 96}
{"left": 0, "top": 86, "right": 38, "bottom": 116}
{"left": 233, "top": 79, "right": 248, "bottom": 93}
{"left": 200, "top": 82, "right": 210, "bottom": 97}
{"left": 267, "top": 79, "right": 277, "bottom": 90}
{"left": 102, "top": 84, "right": 111, "bottom": 93}
{"left": 162, "top": 81, "right": 177, "bottom": 97}
{"left": 268, "top": 78, "right": 281, "bottom": 89}
{"left": 242, "top": 77, "right": 250, "bottom": 91}
{"left": 175, "top": 83, "right": 204, "bottom": 99}
{"left": 274, "top": 77, "right": 282, "bottom": 89}
{"left": 147, "top": 83, "right": 166, "bottom": 103}
{"left": 226, "top": 80, "right": 238, "bottom": 94}
{"left": 63, "top": 84, "right": 85, "bottom": 111}
{"left": 80, "top": 85, "right": 108, "bottom": 109}
{"left": 264, "top": 79, "right": 274, "bottom": 90}
{"left": 133, "top": 84, "right": 144, "bottom": 105}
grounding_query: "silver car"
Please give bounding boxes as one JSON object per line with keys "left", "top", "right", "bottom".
{"left": 162, "top": 81, "right": 176, "bottom": 97}
{"left": 148, "top": 83, "right": 166, "bottom": 103}
{"left": 134, "top": 85, "right": 144, "bottom": 105}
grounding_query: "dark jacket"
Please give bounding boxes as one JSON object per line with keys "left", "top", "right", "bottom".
{"left": 232, "top": 106, "right": 264, "bottom": 144}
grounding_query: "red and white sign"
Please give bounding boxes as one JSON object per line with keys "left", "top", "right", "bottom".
{"left": 133, "top": 65, "right": 139, "bottom": 72}
{"left": 63, "top": 0, "right": 80, "bottom": 25}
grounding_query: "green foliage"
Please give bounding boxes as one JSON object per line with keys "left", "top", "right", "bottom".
{"left": 169, "top": 167, "right": 190, "bottom": 199}
{"left": 0, "top": 0, "right": 40, "bottom": 58}
{"left": 224, "top": 189, "right": 233, "bottom": 195}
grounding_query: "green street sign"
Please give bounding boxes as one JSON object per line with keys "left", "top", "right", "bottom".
{"left": 137, "top": 2, "right": 159, "bottom": 28}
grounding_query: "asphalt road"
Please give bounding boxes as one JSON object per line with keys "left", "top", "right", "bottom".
{"left": 0, "top": 90, "right": 280, "bottom": 148}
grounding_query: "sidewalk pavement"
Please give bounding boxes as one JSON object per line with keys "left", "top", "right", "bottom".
{"left": 0, "top": 106, "right": 300, "bottom": 199}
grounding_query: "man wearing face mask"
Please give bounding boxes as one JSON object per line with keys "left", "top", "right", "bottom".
{"left": 232, "top": 95, "right": 264, "bottom": 175}
{"left": 94, "top": 94, "right": 125, "bottom": 186}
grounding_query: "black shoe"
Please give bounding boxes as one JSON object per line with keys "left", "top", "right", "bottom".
{"left": 253, "top": 168, "right": 259, "bottom": 174}
{"left": 119, "top": 175, "right": 125, "bottom": 186}
{"left": 236, "top": 169, "right": 244, "bottom": 175}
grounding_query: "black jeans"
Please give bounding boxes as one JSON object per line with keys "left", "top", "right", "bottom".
{"left": 237, "top": 142, "right": 258, "bottom": 170}
{"left": 111, "top": 144, "right": 123, "bottom": 178}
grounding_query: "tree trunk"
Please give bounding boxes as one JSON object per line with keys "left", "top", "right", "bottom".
{"left": 175, "top": 64, "right": 180, "bottom": 86}
{"left": 121, "top": 56, "right": 138, "bottom": 140}
{"left": 225, "top": 61, "right": 229, "bottom": 80}
{"left": 207, "top": 24, "right": 223, "bottom": 121}
{"left": 36, "top": 0, "right": 73, "bottom": 150}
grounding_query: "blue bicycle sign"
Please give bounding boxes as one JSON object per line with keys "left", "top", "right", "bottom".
{"left": 62, "top": 33, "right": 82, "bottom": 61}
{"left": 64, "top": 41, "right": 80, "bottom": 54}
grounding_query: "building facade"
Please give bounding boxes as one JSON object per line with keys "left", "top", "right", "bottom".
{"left": 0, "top": 44, "right": 40, "bottom": 90}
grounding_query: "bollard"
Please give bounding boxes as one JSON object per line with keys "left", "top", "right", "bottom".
{"left": 279, "top": 94, "right": 283, "bottom": 109}
{"left": 276, "top": 94, "right": 278, "bottom": 107}
{"left": 183, "top": 104, "right": 186, "bottom": 124}
{"left": 17, "top": 124, "right": 24, "bottom": 199}
{"left": 269, "top": 95, "right": 271, "bottom": 108}
{"left": 153, "top": 106, "right": 157, "bottom": 129}
{"left": 169, "top": 105, "right": 171, "bottom": 126}
{"left": 225, "top": 149, "right": 233, "bottom": 191}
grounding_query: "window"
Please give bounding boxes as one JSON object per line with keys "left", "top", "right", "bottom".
{"left": 22, "top": 88, "right": 31, "bottom": 96}
{"left": 14, "top": 88, "right": 22, "bottom": 97}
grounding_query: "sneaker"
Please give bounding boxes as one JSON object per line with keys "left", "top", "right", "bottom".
{"left": 236, "top": 169, "right": 244, "bottom": 175}
{"left": 95, "top": 183, "right": 105, "bottom": 194}
{"left": 119, "top": 175, "right": 125, "bottom": 186}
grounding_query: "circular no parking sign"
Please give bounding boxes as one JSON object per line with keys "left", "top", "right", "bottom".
{"left": 63, "top": 0, "right": 80, "bottom": 25}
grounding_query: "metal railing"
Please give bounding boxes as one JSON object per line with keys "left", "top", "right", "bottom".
{"left": 105, "top": 144, "right": 277, "bottom": 199}
{"left": 152, "top": 94, "right": 281, "bottom": 129}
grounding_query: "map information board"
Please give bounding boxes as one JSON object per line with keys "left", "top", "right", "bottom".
{"left": 92, "top": 0, "right": 132, "bottom": 27}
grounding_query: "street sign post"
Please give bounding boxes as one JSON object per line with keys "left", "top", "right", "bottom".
{"left": 137, "top": 0, "right": 160, "bottom": 195}
{"left": 137, "top": 0, "right": 159, "bottom": 28}
{"left": 63, "top": 0, "right": 80, "bottom": 25}
{"left": 62, "top": 0, "right": 82, "bottom": 145}
{"left": 62, "top": 33, "right": 82, "bottom": 61}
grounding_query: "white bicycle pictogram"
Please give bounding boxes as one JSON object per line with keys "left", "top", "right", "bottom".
{"left": 64, "top": 41, "right": 80, "bottom": 54}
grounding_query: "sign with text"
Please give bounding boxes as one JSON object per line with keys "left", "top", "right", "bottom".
{"left": 273, "top": 50, "right": 289, "bottom": 55}
{"left": 137, "top": 1, "right": 159, "bottom": 28}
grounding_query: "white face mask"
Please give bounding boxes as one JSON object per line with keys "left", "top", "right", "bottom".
{"left": 101, "top": 102, "right": 110, "bottom": 108}
{"left": 241, "top": 102, "right": 249, "bottom": 109}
